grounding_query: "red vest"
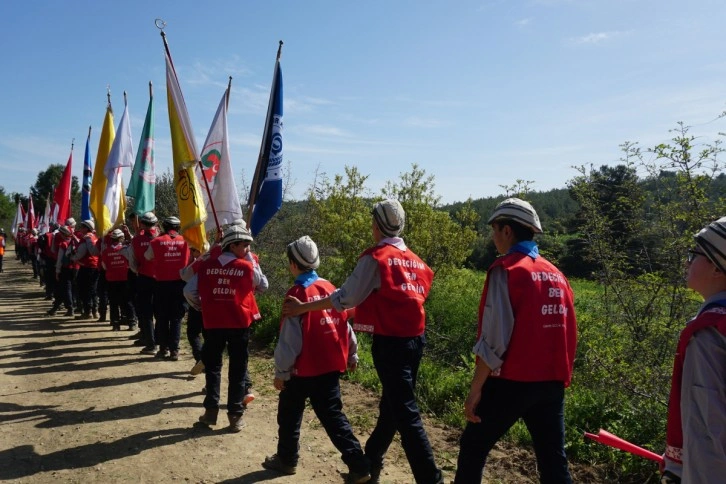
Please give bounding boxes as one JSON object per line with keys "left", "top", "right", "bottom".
{"left": 478, "top": 252, "right": 577, "bottom": 386}
{"left": 354, "top": 243, "right": 433, "bottom": 337}
{"left": 132, "top": 231, "right": 155, "bottom": 278}
{"left": 57, "top": 239, "right": 79, "bottom": 269}
{"left": 77, "top": 234, "right": 99, "bottom": 269}
{"left": 286, "top": 278, "right": 350, "bottom": 377}
{"left": 102, "top": 244, "right": 129, "bottom": 281}
{"left": 197, "top": 255, "right": 260, "bottom": 329}
{"left": 665, "top": 306, "right": 726, "bottom": 464}
{"left": 150, "top": 231, "right": 188, "bottom": 281}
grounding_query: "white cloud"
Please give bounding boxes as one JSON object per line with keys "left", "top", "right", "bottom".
{"left": 570, "top": 30, "right": 626, "bottom": 45}
{"left": 403, "top": 117, "right": 445, "bottom": 128}
{"left": 515, "top": 17, "right": 533, "bottom": 27}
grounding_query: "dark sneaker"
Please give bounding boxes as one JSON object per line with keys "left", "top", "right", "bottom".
{"left": 46, "top": 308, "right": 58, "bottom": 316}
{"left": 128, "top": 331, "right": 142, "bottom": 340}
{"left": 140, "top": 346, "right": 157, "bottom": 355}
{"left": 346, "top": 470, "right": 372, "bottom": 484}
{"left": 262, "top": 454, "right": 297, "bottom": 475}
{"left": 112, "top": 325, "right": 121, "bottom": 331}
{"left": 132, "top": 339, "right": 146, "bottom": 347}
{"left": 227, "top": 414, "right": 245, "bottom": 433}
{"left": 369, "top": 464, "right": 382, "bottom": 484}
{"left": 63, "top": 309, "right": 74, "bottom": 317}
{"left": 198, "top": 409, "right": 218, "bottom": 426}
{"left": 154, "top": 349, "right": 168, "bottom": 359}
{"left": 168, "top": 351, "right": 179, "bottom": 362}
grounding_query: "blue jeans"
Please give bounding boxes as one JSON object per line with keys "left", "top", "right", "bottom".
{"left": 365, "top": 334, "right": 441, "bottom": 484}
{"left": 203, "top": 327, "right": 249, "bottom": 415}
{"left": 276, "top": 372, "right": 369, "bottom": 474}
{"left": 455, "top": 379, "right": 571, "bottom": 484}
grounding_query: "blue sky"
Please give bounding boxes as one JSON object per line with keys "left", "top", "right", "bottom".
{"left": 1, "top": 0, "right": 725, "bottom": 205}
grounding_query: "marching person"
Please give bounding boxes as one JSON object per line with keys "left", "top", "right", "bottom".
{"left": 184, "top": 226, "right": 261, "bottom": 432}
{"left": 47, "top": 225, "right": 78, "bottom": 317}
{"left": 146, "top": 216, "right": 188, "bottom": 361}
{"left": 71, "top": 220, "right": 99, "bottom": 320}
{"left": 127, "top": 212, "right": 158, "bottom": 353}
{"left": 454, "top": 198, "right": 577, "bottom": 484}
{"left": 101, "top": 229, "right": 136, "bottom": 331}
{"left": 661, "top": 218, "right": 726, "bottom": 483}
{"left": 0, "top": 227, "right": 5, "bottom": 273}
{"left": 263, "top": 236, "right": 370, "bottom": 483}
{"left": 283, "top": 199, "right": 443, "bottom": 484}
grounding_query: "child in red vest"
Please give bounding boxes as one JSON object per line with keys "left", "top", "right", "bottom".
{"left": 661, "top": 218, "right": 726, "bottom": 483}
{"left": 263, "top": 236, "right": 370, "bottom": 483}
{"left": 101, "top": 229, "right": 136, "bottom": 331}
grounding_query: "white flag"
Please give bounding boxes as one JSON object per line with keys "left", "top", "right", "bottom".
{"left": 197, "top": 87, "right": 242, "bottom": 231}
{"left": 102, "top": 100, "right": 134, "bottom": 232}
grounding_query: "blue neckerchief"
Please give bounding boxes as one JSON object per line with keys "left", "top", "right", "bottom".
{"left": 508, "top": 240, "right": 539, "bottom": 259}
{"left": 295, "top": 270, "right": 319, "bottom": 288}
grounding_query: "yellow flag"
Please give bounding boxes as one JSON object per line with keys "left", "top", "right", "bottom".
{"left": 89, "top": 104, "right": 116, "bottom": 236}
{"left": 164, "top": 45, "right": 207, "bottom": 251}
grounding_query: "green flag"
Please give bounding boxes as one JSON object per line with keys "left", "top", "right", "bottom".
{"left": 127, "top": 92, "right": 155, "bottom": 215}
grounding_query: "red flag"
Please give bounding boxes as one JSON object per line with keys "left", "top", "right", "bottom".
{"left": 584, "top": 429, "right": 663, "bottom": 463}
{"left": 26, "top": 189, "right": 35, "bottom": 230}
{"left": 54, "top": 149, "right": 73, "bottom": 224}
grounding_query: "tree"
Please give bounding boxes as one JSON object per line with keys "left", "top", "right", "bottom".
{"left": 0, "top": 186, "right": 16, "bottom": 228}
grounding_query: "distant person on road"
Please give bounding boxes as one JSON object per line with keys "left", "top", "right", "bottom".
{"left": 263, "top": 236, "right": 370, "bottom": 483}
{"left": 283, "top": 199, "right": 443, "bottom": 484}
{"left": 0, "top": 228, "right": 6, "bottom": 273}
{"left": 661, "top": 217, "right": 726, "bottom": 484}
{"left": 454, "top": 198, "right": 577, "bottom": 484}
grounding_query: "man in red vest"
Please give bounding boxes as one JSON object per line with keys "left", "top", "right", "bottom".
{"left": 283, "top": 200, "right": 443, "bottom": 484}
{"left": 263, "top": 236, "right": 370, "bottom": 482}
{"left": 184, "top": 226, "right": 261, "bottom": 432}
{"left": 454, "top": 198, "right": 577, "bottom": 484}
{"left": 71, "top": 220, "right": 99, "bottom": 320}
{"left": 145, "top": 216, "right": 188, "bottom": 360}
{"left": 661, "top": 218, "right": 726, "bottom": 483}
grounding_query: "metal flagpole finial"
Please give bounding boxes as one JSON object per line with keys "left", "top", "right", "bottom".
{"left": 277, "top": 40, "right": 283, "bottom": 60}
{"left": 155, "top": 18, "right": 166, "bottom": 31}
{"left": 123, "top": 90, "right": 128, "bottom": 106}
{"left": 106, "top": 85, "right": 111, "bottom": 106}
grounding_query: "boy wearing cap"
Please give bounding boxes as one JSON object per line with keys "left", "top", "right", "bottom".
{"left": 101, "top": 229, "right": 136, "bottom": 331}
{"left": 454, "top": 198, "right": 577, "bottom": 484}
{"left": 47, "top": 226, "right": 79, "bottom": 317}
{"left": 146, "top": 216, "right": 189, "bottom": 360}
{"left": 263, "top": 236, "right": 370, "bottom": 483}
{"left": 283, "top": 199, "right": 443, "bottom": 484}
{"left": 661, "top": 218, "right": 726, "bottom": 483}
{"left": 128, "top": 212, "right": 159, "bottom": 353}
{"left": 184, "top": 226, "right": 261, "bottom": 432}
{"left": 71, "top": 220, "right": 100, "bottom": 320}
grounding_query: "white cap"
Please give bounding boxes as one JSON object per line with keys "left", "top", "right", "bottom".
{"left": 287, "top": 235, "right": 320, "bottom": 270}
{"left": 695, "top": 216, "right": 726, "bottom": 273}
{"left": 372, "top": 199, "right": 405, "bottom": 237}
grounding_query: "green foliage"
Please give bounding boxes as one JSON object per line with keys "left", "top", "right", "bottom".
{"left": 32, "top": 164, "right": 80, "bottom": 217}
{"left": 0, "top": 186, "right": 15, "bottom": 228}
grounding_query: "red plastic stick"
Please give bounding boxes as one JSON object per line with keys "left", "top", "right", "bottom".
{"left": 584, "top": 429, "right": 664, "bottom": 463}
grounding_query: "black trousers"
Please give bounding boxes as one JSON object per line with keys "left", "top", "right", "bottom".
{"left": 76, "top": 267, "right": 99, "bottom": 314}
{"left": 203, "top": 327, "right": 249, "bottom": 416}
{"left": 276, "top": 371, "right": 369, "bottom": 475}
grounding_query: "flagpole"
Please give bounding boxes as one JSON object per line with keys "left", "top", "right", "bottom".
{"left": 247, "top": 40, "right": 283, "bottom": 226}
{"left": 158, "top": 20, "right": 220, "bottom": 238}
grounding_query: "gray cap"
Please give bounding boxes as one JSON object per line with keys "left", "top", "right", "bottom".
{"left": 163, "top": 216, "right": 181, "bottom": 228}
{"left": 140, "top": 212, "right": 158, "bottom": 225}
{"left": 222, "top": 226, "right": 253, "bottom": 250}
{"left": 65, "top": 217, "right": 77, "bottom": 228}
{"left": 287, "top": 235, "right": 320, "bottom": 270}
{"left": 487, "top": 198, "right": 543, "bottom": 234}
{"left": 80, "top": 219, "right": 95, "bottom": 231}
{"left": 695, "top": 216, "right": 726, "bottom": 273}
{"left": 372, "top": 199, "right": 405, "bottom": 237}
{"left": 59, "top": 225, "right": 72, "bottom": 237}
{"left": 110, "top": 228, "right": 125, "bottom": 240}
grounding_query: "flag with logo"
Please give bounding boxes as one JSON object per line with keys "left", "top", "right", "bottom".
{"left": 127, "top": 89, "right": 155, "bottom": 215}
{"left": 248, "top": 43, "right": 283, "bottom": 236}
{"left": 81, "top": 127, "right": 93, "bottom": 221}
{"left": 163, "top": 32, "right": 207, "bottom": 250}
{"left": 102, "top": 98, "right": 133, "bottom": 235}
{"left": 197, "top": 84, "right": 242, "bottom": 231}
{"left": 90, "top": 101, "right": 116, "bottom": 235}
